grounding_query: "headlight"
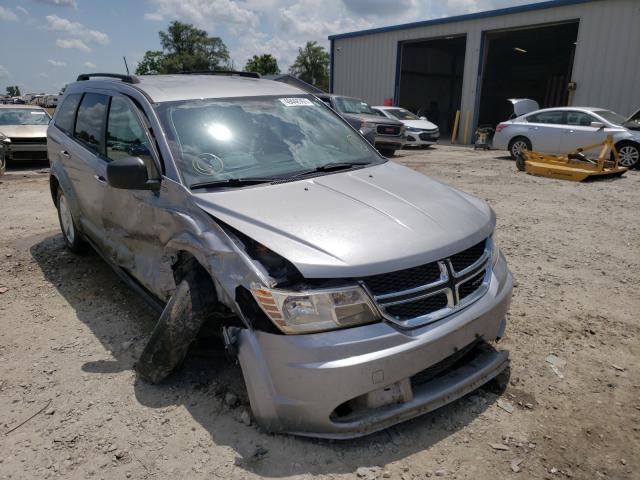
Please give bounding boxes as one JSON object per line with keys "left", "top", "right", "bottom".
{"left": 360, "top": 120, "right": 375, "bottom": 129}
{"left": 251, "top": 284, "right": 381, "bottom": 334}
{"left": 491, "top": 231, "right": 500, "bottom": 266}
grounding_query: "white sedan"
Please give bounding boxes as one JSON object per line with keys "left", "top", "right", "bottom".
{"left": 493, "top": 100, "right": 640, "bottom": 168}
{"left": 372, "top": 106, "right": 439, "bottom": 147}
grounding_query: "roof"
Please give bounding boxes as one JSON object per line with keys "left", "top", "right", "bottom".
{"left": 263, "top": 74, "right": 325, "bottom": 94}
{"left": 328, "top": 0, "right": 597, "bottom": 40}
{"left": 75, "top": 74, "right": 306, "bottom": 103}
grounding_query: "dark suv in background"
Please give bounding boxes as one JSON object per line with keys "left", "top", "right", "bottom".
{"left": 316, "top": 94, "right": 406, "bottom": 156}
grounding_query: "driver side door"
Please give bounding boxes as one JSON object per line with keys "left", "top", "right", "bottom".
{"left": 101, "top": 94, "right": 175, "bottom": 301}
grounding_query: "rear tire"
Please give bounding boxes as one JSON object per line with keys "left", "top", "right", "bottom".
{"left": 615, "top": 141, "right": 640, "bottom": 169}
{"left": 508, "top": 137, "right": 531, "bottom": 160}
{"left": 56, "top": 189, "right": 86, "bottom": 253}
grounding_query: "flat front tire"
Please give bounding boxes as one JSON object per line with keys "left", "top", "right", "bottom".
{"left": 56, "top": 189, "right": 85, "bottom": 252}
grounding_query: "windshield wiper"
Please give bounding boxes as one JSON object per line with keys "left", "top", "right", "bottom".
{"left": 190, "top": 177, "right": 276, "bottom": 190}
{"left": 283, "top": 162, "right": 371, "bottom": 181}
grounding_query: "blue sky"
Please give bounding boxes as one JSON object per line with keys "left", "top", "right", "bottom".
{"left": 0, "top": 0, "right": 546, "bottom": 95}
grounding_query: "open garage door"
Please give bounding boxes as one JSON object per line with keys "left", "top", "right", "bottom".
{"left": 477, "top": 21, "right": 579, "bottom": 128}
{"left": 397, "top": 35, "right": 466, "bottom": 138}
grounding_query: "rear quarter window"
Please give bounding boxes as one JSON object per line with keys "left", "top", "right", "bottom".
{"left": 526, "top": 111, "right": 565, "bottom": 124}
{"left": 74, "top": 93, "right": 108, "bottom": 154}
{"left": 54, "top": 93, "right": 82, "bottom": 134}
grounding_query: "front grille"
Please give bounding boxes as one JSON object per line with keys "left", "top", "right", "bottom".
{"left": 385, "top": 293, "right": 448, "bottom": 320}
{"left": 362, "top": 262, "right": 441, "bottom": 296}
{"left": 376, "top": 124, "right": 401, "bottom": 136}
{"left": 9, "top": 137, "right": 46, "bottom": 145}
{"left": 362, "top": 238, "right": 490, "bottom": 328}
{"left": 458, "top": 269, "right": 486, "bottom": 301}
{"left": 450, "top": 240, "right": 485, "bottom": 273}
{"left": 419, "top": 132, "right": 439, "bottom": 141}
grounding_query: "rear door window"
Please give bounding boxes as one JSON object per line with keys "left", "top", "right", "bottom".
{"left": 74, "top": 93, "right": 108, "bottom": 155}
{"left": 527, "top": 111, "right": 565, "bottom": 124}
{"left": 54, "top": 93, "right": 82, "bottom": 134}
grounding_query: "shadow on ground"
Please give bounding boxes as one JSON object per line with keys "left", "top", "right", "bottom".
{"left": 30, "top": 232, "right": 505, "bottom": 477}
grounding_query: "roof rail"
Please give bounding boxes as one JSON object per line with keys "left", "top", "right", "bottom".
{"left": 76, "top": 73, "right": 140, "bottom": 84}
{"left": 178, "top": 70, "right": 261, "bottom": 79}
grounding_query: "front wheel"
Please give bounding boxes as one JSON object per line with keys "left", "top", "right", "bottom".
{"left": 508, "top": 137, "right": 531, "bottom": 160}
{"left": 56, "top": 189, "right": 86, "bottom": 252}
{"left": 616, "top": 142, "right": 640, "bottom": 169}
{"left": 378, "top": 148, "right": 396, "bottom": 157}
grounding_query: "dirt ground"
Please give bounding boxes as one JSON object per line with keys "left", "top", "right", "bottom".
{"left": 1, "top": 146, "right": 638, "bottom": 480}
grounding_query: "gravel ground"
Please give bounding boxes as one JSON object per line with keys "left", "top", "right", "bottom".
{"left": 0, "top": 146, "right": 638, "bottom": 480}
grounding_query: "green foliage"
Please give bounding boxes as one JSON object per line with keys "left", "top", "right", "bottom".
{"left": 136, "top": 21, "right": 230, "bottom": 74}
{"left": 244, "top": 54, "right": 280, "bottom": 76}
{"left": 288, "top": 41, "right": 330, "bottom": 92}
{"left": 6, "top": 85, "right": 21, "bottom": 97}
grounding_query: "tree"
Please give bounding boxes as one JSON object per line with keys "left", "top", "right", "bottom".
{"left": 135, "top": 21, "right": 230, "bottom": 74}
{"left": 244, "top": 54, "right": 280, "bottom": 75}
{"left": 6, "top": 86, "right": 21, "bottom": 97}
{"left": 289, "top": 41, "right": 330, "bottom": 92}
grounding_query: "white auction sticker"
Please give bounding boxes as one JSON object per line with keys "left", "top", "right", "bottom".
{"left": 30, "top": 111, "right": 46, "bottom": 115}
{"left": 279, "top": 97, "right": 314, "bottom": 107}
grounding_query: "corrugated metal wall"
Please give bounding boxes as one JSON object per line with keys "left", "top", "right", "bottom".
{"left": 331, "top": 0, "right": 640, "bottom": 143}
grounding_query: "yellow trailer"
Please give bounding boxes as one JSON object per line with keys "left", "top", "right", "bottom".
{"left": 516, "top": 135, "right": 627, "bottom": 182}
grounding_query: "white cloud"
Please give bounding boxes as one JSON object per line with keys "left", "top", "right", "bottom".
{"left": 0, "top": 65, "right": 11, "bottom": 78}
{"left": 16, "top": 6, "right": 30, "bottom": 17}
{"left": 144, "top": 0, "right": 259, "bottom": 28}
{"left": 46, "top": 14, "right": 109, "bottom": 45}
{"left": 48, "top": 59, "right": 67, "bottom": 67}
{"left": 34, "top": 0, "right": 77, "bottom": 8}
{"left": 0, "top": 6, "right": 18, "bottom": 21}
{"left": 84, "top": 61, "right": 97, "bottom": 68}
{"left": 56, "top": 38, "right": 92, "bottom": 52}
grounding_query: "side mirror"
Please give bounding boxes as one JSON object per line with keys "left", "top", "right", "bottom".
{"left": 590, "top": 121, "right": 605, "bottom": 129}
{"left": 106, "top": 156, "right": 160, "bottom": 190}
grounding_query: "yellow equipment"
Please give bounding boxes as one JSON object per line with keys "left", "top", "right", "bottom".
{"left": 516, "top": 135, "right": 627, "bottom": 182}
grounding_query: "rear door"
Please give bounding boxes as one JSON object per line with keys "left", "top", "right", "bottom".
{"left": 523, "top": 110, "right": 566, "bottom": 152}
{"left": 558, "top": 110, "right": 608, "bottom": 153}
{"left": 62, "top": 92, "right": 109, "bottom": 246}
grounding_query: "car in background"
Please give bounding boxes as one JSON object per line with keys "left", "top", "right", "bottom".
{"left": 372, "top": 106, "right": 439, "bottom": 148}
{"left": 316, "top": 94, "right": 406, "bottom": 156}
{"left": 624, "top": 107, "right": 640, "bottom": 131}
{"left": 493, "top": 100, "right": 640, "bottom": 168}
{"left": 0, "top": 104, "right": 51, "bottom": 166}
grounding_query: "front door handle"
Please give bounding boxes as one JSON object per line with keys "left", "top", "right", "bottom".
{"left": 94, "top": 175, "right": 106, "bottom": 184}
{"left": 60, "top": 150, "right": 70, "bottom": 158}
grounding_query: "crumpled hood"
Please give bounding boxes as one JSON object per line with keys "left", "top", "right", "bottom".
{"left": 0, "top": 125, "right": 48, "bottom": 138}
{"left": 193, "top": 161, "right": 494, "bottom": 278}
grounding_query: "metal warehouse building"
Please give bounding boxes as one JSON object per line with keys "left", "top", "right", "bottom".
{"left": 329, "top": 0, "right": 640, "bottom": 143}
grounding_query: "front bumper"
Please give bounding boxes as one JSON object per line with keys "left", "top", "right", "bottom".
{"left": 405, "top": 131, "right": 440, "bottom": 146}
{"left": 236, "top": 253, "right": 513, "bottom": 438}
{"left": 2, "top": 143, "right": 48, "bottom": 161}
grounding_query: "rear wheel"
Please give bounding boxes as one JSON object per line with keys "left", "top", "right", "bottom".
{"left": 616, "top": 141, "right": 640, "bottom": 168}
{"left": 56, "top": 189, "right": 86, "bottom": 252}
{"left": 508, "top": 137, "right": 531, "bottom": 160}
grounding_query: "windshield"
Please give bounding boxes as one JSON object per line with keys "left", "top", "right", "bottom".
{"left": 594, "top": 109, "right": 626, "bottom": 125}
{"left": 0, "top": 108, "right": 50, "bottom": 126}
{"left": 386, "top": 108, "right": 420, "bottom": 121}
{"left": 155, "top": 95, "right": 381, "bottom": 188}
{"left": 333, "top": 97, "right": 377, "bottom": 115}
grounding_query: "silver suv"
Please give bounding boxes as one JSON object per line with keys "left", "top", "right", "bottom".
{"left": 48, "top": 72, "right": 513, "bottom": 438}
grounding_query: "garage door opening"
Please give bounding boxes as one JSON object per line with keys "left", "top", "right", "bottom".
{"left": 397, "top": 35, "right": 466, "bottom": 138}
{"left": 477, "top": 21, "right": 579, "bottom": 128}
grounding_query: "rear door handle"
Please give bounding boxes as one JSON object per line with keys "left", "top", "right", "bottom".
{"left": 60, "top": 150, "right": 70, "bottom": 158}
{"left": 94, "top": 175, "right": 106, "bottom": 184}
